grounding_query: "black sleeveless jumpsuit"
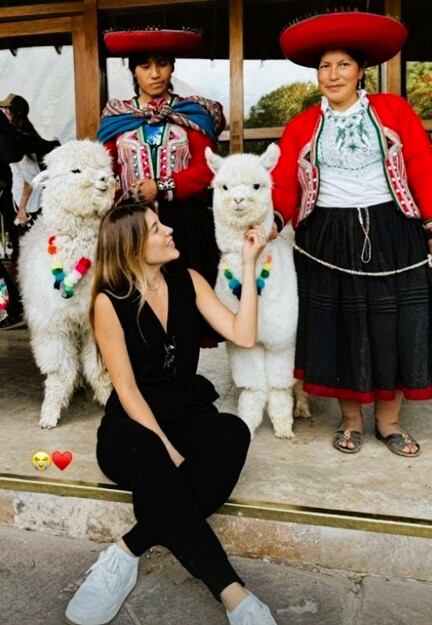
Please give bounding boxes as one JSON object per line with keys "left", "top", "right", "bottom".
{"left": 96, "top": 267, "right": 250, "bottom": 599}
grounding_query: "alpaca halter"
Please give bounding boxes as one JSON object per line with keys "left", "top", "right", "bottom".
{"left": 47, "top": 236, "right": 91, "bottom": 299}
{"left": 222, "top": 254, "right": 272, "bottom": 300}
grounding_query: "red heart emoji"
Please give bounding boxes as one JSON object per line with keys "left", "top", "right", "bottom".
{"left": 52, "top": 450, "right": 73, "bottom": 471}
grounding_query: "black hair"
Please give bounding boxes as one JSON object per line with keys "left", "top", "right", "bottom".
{"left": 128, "top": 54, "right": 176, "bottom": 96}
{"left": 7, "top": 98, "right": 60, "bottom": 164}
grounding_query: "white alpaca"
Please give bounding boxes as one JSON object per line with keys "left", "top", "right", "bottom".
{"left": 18, "top": 140, "right": 116, "bottom": 428}
{"left": 206, "top": 144, "right": 310, "bottom": 438}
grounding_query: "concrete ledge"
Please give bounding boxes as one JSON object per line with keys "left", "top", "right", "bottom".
{"left": 1, "top": 486, "right": 431, "bottom": 583}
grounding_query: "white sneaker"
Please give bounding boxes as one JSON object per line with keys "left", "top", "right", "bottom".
{"left": 65, "top": 543, "right": 139, "bottom": 625}
{"left": 226, "top": 592, "right": 278, "bottom": 625}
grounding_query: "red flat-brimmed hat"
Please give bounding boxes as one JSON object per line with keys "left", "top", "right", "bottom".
{"left": 280, "top": 12, "right": 408, "bottom": 68}
{"left": 104, "top": 28, "right": 202, "bottom": 57}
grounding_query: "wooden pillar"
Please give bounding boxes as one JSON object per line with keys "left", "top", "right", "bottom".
{"left": 72, "top": 0, "right": 100, "bottom": 139}
{"left": 382, "top": 0, "right": 402, "bottom": 94}
{"left": 229, "top": 0, "right": 244, "bottom": 153}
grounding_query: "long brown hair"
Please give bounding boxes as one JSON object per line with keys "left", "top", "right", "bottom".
{"left": 89, "top": 199, "right": 156, "bottom": 331}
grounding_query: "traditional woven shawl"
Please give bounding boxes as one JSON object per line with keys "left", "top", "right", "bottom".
{"left": 97, "top": 95, "right": 225, "bottom": 144}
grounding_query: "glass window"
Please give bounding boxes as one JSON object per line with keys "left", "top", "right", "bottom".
{"left": 406, "top": 62, "right": 432, "bottom": 120}
{"left": 0, "top": 46, "right": 76, "bottom": 142}
{"left": 244, "top": 59, "right": 318, "bottom": 129}
{"left": 107, "top": 57, "right": 229, "bottom": 108}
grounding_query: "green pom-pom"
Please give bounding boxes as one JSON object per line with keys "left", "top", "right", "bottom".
{"left": 261, "top": 269, "right": 270, "bottom": 278}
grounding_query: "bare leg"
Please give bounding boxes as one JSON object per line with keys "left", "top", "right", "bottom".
{"left": 221, "top": 583, "right": 249, "bottom": 612}
{"left": 337, "top": 400, "right": 363, "bottom": 450}
{"left": 375, "top": 394, "right": 418, "bottom": 454}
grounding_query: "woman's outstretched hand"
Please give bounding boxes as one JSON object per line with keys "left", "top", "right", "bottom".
{"left": 242, "top": 225, "right": 267, "bottom": 263}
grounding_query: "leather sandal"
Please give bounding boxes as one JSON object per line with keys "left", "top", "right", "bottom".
{"left": 375, "top": 428, "right": 421, "bottom": 457}
{"left": 333, "top": 429, "right": 363, "bottom": 454}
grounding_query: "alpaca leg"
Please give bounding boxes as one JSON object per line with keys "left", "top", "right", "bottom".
{"left": 267, "top": 388, "right": 294, "bottom": 439}
{"left": 238, "top": 388, "right": 267, "bottom": 438}
{"left": 265, "top": 349, "right": 295, "bottom": 438}
{"left": 31, "top": 332, "right": 79, "bottom": 429}
{"left": 293, "top": 380, "right": 311, "bottom": 419}
{"left": 81, "top": 330, "right": 111, "bottom": 405}
{"left": 227, "top": 344, "right": 267, "bottom": 437}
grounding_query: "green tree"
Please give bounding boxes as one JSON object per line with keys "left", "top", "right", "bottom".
{"left": 407, "top": 62, "right": 432, "bottom": 119}
{"left": 245, "top": 81, "right": 320, "bottom": 128}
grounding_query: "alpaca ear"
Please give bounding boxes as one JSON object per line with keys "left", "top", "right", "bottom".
{"left": 205, "top": 147, "right": 224, "bottom": 174}
{"left": 259, "top": 143, "right": 281, "bottom": 172}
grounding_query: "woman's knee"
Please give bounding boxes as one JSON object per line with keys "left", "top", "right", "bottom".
{"left": 218, "top": 413, "right": 251, "bottom": 453}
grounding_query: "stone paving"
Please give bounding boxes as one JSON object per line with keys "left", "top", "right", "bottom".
{"left": 2, "top": 331, "right": 432, "bottom": 520}
{"left": 1, "top": 525, "right": 432, "bottom": 625}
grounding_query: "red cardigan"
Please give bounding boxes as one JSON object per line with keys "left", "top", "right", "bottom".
{"left": 272, "top": 93, "right": 432, "bottom": 228}
{"left": 105, "top": 127, "right": 214, "bottom": 201}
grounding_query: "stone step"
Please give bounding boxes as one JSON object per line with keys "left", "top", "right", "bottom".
{"left": 1, "top": 474, "right": 431, "bottom": 585}
{"left": 3, "top": 524, "right": 432, "bottom": 625}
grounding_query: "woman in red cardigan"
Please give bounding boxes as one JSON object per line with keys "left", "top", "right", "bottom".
{"left": 273, "top": 12, "right": 432, "bottom": 456}
{"left": 98, "top": 29, "right": 225, "bottom": 289}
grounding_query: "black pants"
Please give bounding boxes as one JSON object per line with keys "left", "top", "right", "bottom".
{"left": 96, "top": 407, "right": 250, "bottom": 599}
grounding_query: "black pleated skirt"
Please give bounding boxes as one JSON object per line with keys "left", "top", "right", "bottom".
{"left": 294, "top": 201, "right": 432, "bottom": 402}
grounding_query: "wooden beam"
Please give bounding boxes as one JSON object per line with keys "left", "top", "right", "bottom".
{"left": 72, "top": 0, "right": 101, "bottom": 139}
{"left": 98, "top": 0, "right": 209, "bottom": 8}
{"left": 0, "top": 17, "right": 72, "bottom": 38}
{"left": 229, "top": 0, "right": 243, "bottom": 153}
{"left": 0, "top": 2, "right": 84, "bottom": 22}
{"left": 219, "top": 127, "right": 284, "bottom": 143}
{"left": 383, "top": 0, "right": 402, "bottom": 94}
{"left": 244, "top": 127, "right": 283, "bottom": 140}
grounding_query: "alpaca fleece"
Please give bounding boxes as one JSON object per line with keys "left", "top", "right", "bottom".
{"left": 206, "top": 144, "right": 310, "bottom": 438}
{"left": 18, "top": 140, "right": 116, "bottom": 428}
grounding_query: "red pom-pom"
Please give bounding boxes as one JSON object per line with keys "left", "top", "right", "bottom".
{"left": 48, "top": 236, "right": 56, "bottom": 245}
{"left": 76, "top": 257, "right": 91, "bottom": 274}
{"left": 48, "top": 245, "right": 57, "bottom": 255}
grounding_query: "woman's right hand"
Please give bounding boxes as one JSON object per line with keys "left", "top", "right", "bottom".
{"left": 163, "top": 440, "right": 185, "bottom": 467}
{"left": 242, "top": 224, "right": 267, "bottom": 264}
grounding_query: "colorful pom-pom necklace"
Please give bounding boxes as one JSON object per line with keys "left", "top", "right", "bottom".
{"left": 47, "top": 236, "right": 91, "bottom": 299}
{"left": 222, "top": 254, "right": 272, "bottom": 300}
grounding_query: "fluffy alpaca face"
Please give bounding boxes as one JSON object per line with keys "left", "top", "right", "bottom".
{"left": 40, "top": 140, "right": 116, "bottom": 223}
{"left": 205, "top": 144, "right": 280, "bottom": 230}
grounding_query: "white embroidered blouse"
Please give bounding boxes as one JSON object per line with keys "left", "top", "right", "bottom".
{"left": 316, "top": 90, "right": 393, "bottom": 208}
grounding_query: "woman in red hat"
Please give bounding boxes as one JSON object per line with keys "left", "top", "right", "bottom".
{"left": 273, "top": 12, "right": 432, "bottom": 456}
{"left": 98, "top": 29, "right": 224, "bottom": 296}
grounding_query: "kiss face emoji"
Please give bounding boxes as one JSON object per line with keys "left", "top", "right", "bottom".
{"left": 32, "top": 451, "right": 51, "bottom": 471}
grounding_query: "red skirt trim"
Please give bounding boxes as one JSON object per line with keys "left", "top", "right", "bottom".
{"left": 294, "top": 368, "right": 432, "bottom": 403}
